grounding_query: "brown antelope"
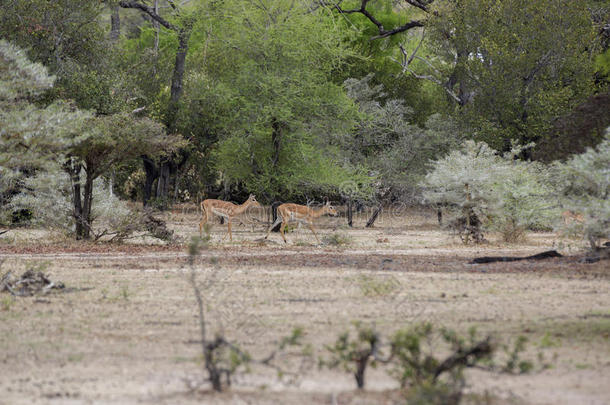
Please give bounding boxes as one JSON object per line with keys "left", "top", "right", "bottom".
{"left": 264, "top": 201, "right": 338, "bottom": 244}
{"left": 199, "top": 194, "right": 261, "bottom": 241}
{"left": 561, "top": 210, "right": 584, "bottom": 225}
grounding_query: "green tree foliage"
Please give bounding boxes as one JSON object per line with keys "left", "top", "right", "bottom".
{"left": 423, "top": 0, "right": 597, "bottom": 149}
{"left": 342, "top": 74, "right": 462, "bottom": 201}
{"left": 0, "top": 0, "right": 130, "bottom": 114}
{"left": 65, "top": 113, "right": 183, "bottom": 239}
{"left": 327, "top": 0, "right": 443, "bottom": 125}
{"left": 179, "top": 0, "right": 372, "bottom": 201}
{"left": 0, "top": 40, "right": 181, "bottom": 239}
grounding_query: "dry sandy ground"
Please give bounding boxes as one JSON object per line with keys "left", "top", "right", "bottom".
{"left": 0, "top": 208, "right": 608, "bottom": 405}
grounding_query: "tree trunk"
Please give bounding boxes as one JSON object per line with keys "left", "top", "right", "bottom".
{"left": 81, "top": 167, "right": 95, "bottom": 240}
{"left": 347, "top": 199, "right": 353, "bottom": 227}
{"left": 109, "top": 5, "right": 120, "bottom": 42}
{"left": 142, "top": 156, "right": 159, "bottom": 206}
{"left": 447, "top": 49, "right": 470, "bottom": 106}
{"left": 153, "top": 0, "right": 159, "bottom": 54}
{"left": 166, "top": 29, "right": 190, "bottom": 133}
{"left": 157, "top": 28, "right": 191, "bottom": 206}
{"left": 271, "top": 201, "right": 282, "bottom": 232}
{"left": 156, "top": 160, "right": 171, "bottom": 202}
{"left": 355, "top": 358, "right": 367, "bottom": 389}
{"left": 271, "top": 117, "right": 281, "bottom": 168}
{"left": 67, "top": 161, "right": 84, "bottom": 239}
{"left": 365, "top": 205, "right": 382, "bottom": 228}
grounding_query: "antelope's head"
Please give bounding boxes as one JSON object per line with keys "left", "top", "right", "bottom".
{"left": 323, "top": 200, "right": 338, "bottom": 217}
{"left": 247, "top": 194, "right": 262, "bottom": 208}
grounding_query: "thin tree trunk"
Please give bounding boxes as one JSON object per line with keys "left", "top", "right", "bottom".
{"left": 68, "top": 161, "right": 84, "bottom": 239}
{"left": 81, "top": 167, "right": 95, "bottom": 240}
{"left": 142, "top": 156, "right": 158, "bottom": 206}
{"left": 156, "top": 161, "right": 171, "bottom": 201}
{"left": 271, "top": 201, "right": 282, "bottom": 232}
{"left": 109, "top": 5, "right": 120, "bottom": 42}
{"left": 159, "top": 28, "right": 191, "bottom": 206}
{"left": 355, "top": 359, "right": 367, "bottom": 389}
{"left": 166, "top": 29, "right": 190, "bottom": 133}
{"left": 153, "top": 0, "right": 159, "bottom": 54}
{"left": 365, "top": 205, "right": 382, "bottom": 228}
{"left": 271, "top": 117, "right": 281, "bottom": 168}
{"left": 347, "top": 199, "right": 353, "bottom": 227}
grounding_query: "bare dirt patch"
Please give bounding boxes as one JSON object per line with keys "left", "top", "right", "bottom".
{"left": 0, "top": 208, "right": 608, "bottom": 405}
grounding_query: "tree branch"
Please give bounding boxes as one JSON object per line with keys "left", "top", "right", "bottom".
{"left": 433, "top": 337, "right": 493, "bottom": 381}
{"left": 394, "top": 41, "right": 464, "bottom": 104}
{"left": 325, "top": 0, "right": 425, "bottom": 40}
{"left": 118, "top": 1, "right": 178, "bottom": 31}
{"left": 404, "top": 0, "right": 431, "bottom": 13}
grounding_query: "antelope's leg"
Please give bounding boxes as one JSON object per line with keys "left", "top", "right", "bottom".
{"left": 308, "top": 222, "right": 320, "bottom": 244}
{"left": 280, "top": 221, "right": 288, "bottom": 244}
{"left": 227, "top": 219, "right": 233, "bottom": 242}
{"left": 221, "top": 217, "right": 230, "bottom": 241}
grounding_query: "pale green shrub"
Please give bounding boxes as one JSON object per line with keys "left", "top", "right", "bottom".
{"left": 10, "top": 166, "right": 133, "bottom": 239}
{"left": 421, "top": 141, "right": 556, "bottom": 242}
{"left": 554, "top": 131, "right": 609, "bottom": 249}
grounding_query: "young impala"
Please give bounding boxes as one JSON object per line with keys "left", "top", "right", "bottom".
{"left": 199, "top": 194, "right": 261, "bottom": 241}
{"left": 264, "top": 201, "right": 338, "bottom": 244}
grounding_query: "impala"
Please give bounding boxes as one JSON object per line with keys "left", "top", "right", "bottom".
{"left": 199, "top": 194, "right": 261, "bottom": 241}
{"left": 264, "top": 201, "right": 338, "bottom": 244}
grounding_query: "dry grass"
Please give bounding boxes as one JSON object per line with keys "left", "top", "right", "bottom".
{"left": 0, "top": 207, "right": 608, "bottom": 405}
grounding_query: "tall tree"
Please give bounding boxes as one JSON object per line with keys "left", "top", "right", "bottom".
{"left": 66, "top": 113, "right": 183, "bottom": 238}
{"left": 328, "top": 0, "right": 600, "bottom": 150}
{"left": 118, "top": 0, "right": 195, "bottom": 206}
{"left": 179, "top": 0, "right": 372, "bottom": 202}
{"left": 423, "top": 0, "right": 597, "bottom": 149}
{"left": 0, "top": 40, "right": 90, "bottom": 226}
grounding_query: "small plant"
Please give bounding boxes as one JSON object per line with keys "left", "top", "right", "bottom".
{"left": 321, "top": 322, "right": 543, "bottom": 404}
{"left": 1, "top": 295, "right": 15, "bottom": 311}
{"left": 322, "top": 232, "right": 353, "bottom": 246}
{"left": 358, "top": 275, "right": 400, "bottom": 297}
{"left": 120, "top": 285, "right": 130, "bottom": 301}
{"left": 186, "top": 235, "right": 304, "bottom": 391}
{"left": 320, "top": 322, "right": 387, "bottom": 389}
{"left": 501, "top": 336, "right": 534, "bottom": 374}
{"left": 391, "top": 324, "right": 493, "bottom": 405}
{"left": 188, "top": 236, "right": 249, "bottom": 391}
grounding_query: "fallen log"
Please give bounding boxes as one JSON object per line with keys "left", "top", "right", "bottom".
{"left": 470, "top": 250, "right": 563, "bottom": 264}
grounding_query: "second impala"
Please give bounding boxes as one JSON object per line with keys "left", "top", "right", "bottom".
{"left": 264, "top": 201, "right": 338, "bottom": 244}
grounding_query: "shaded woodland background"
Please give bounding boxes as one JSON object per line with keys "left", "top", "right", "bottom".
{"left": 1, "top": 0, "right": 609, "bottom": 242}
